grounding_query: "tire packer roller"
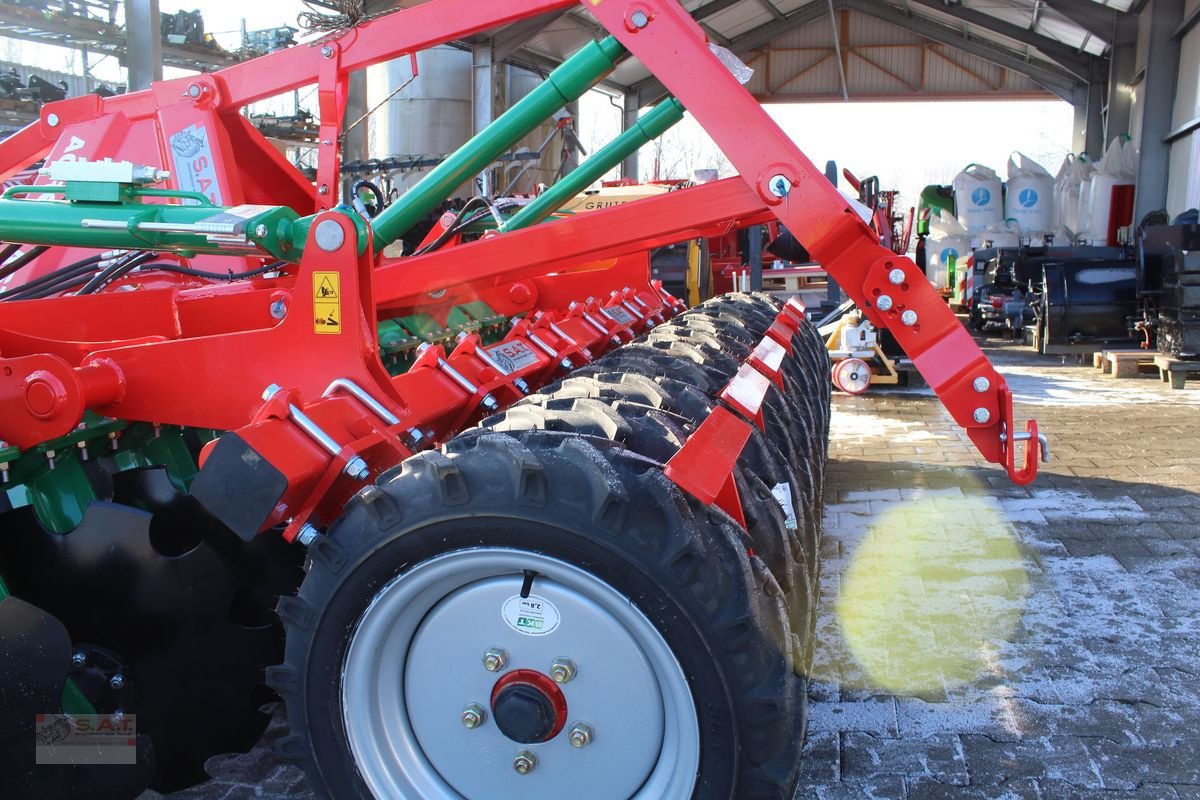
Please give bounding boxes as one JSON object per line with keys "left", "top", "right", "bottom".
{"left": 0, "top": 1, "right": 1048, "bottom": 797}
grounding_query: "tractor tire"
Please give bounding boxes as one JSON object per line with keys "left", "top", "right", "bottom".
{"left": 469, "top": 396, "right": 812, "bottom": 653}
{"left": 270, "top": 431, "right": 805, "bottom": 800}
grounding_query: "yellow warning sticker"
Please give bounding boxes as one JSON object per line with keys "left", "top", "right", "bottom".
{"left": 313, "top": 271, "right": 342, "bottom": 334}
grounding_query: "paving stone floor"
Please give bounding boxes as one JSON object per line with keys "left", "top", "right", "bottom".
{"left": 154, "top": 340, "right": 1200, "bottom": 800}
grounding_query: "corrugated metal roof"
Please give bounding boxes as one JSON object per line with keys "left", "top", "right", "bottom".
{"left": 396, "top": 0, "right": 1134, "bottom": 100}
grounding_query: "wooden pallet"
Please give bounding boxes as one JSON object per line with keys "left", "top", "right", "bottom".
{"left": 1154, "top": 355, "right": 1200, "bottom": 389}
{"left": 1102, "top": 350, "right": 1157, "bottom": 378}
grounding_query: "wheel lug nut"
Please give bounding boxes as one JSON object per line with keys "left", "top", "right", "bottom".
{"left": 549, "top": 657, "right": 577, "bottom": 683}
{"left": 482, "top": 647, "right": 509, "bottom": 672}
{"left": 513, "top": 749, "right": 537, "bottom": 775}
{"left": 461, "top": 703, "right": 486, "bottom": 729}
{"left": 568, "top": 721, "right": 594, "bottom": 748}
{"left": 71, "top": 651, "right": 87, "bottom": 668}
{"left": 109, "top": 673, "right": 125, "bottom": 690}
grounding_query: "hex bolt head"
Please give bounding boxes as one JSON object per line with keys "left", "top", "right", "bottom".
{"left": 560, "top": 358, "right": 574, "bottom": 371}
{"left": 481, "top": 394, "right": 499, "bottom": 412}
{"left": 321, "top": 45, "right": 334, "bottom": 58}
{"left": 513, "top": 750, "right": 537, "bottom": 775}
{"left": 109, "top": 673, "right": 125, "bottom": 690}
{"left": 550, "top": 657, "right": 577, "bottom": 684}
{"left": 461, "top": 703, "right": 486, "bottom": 729}
{"left": 297, "top": 523, "right": 320, "bottom": 546}
{"left": 270, "top": 299, "right": 288, "bottom": 319}
{"left": 973, "top": 407, "right": 991, "bottom": 424}
{"left": 343, "top": 456, "right": 371, "bottom": 480}
{"left": 876, "top": 295, "right": 894, "bottom": 312}
{"left": 768, "top": 174, "right": 792, "bottom": 197}
{"left": 187, "top": 83, "right": 202, "bottom": 98}
{"left": 888, "top": 267, "right": 906, "bottom": 285}
{"left": 973, "top": 376, "right": 991, "bottom": 393}
{"left": 900, "top": 309, "right": 919, "bottom": 326}
{"left": 483, "top": 647, "right": 509, "bottom": 673}
{"left": 630, "top": 9, "right": 650, "bottom": 27}
{"left": 568, "top": 722, "right": 594, "bottom": 748}
{"left": 254, "top": 223, "right": 269, "bottom": 238}
{"left": 46, "top": 113, "right": 59, "bottom": 127}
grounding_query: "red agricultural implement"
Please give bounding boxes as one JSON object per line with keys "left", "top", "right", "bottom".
{"left": 0, "top": 1, "right": 1045, "bottom": 797}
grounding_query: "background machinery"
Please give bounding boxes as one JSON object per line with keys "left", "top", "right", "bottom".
{"left": 0, "top": 1, "right": 1044, "bottom": 797}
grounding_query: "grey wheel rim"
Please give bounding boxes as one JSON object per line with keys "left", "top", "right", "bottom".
{"left": 342, "top": 547, "right": 701, "bottom": 799}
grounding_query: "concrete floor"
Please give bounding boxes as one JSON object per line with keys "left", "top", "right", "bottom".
{"left": 154, "top": 339, "right": 1200, "bottom": 800}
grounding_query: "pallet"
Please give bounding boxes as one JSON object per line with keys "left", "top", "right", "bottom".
{"left": 1092, "top": 348, "right": 1142, "bottom": 370}
{"left": 1102, "top": 350, "right": 1157, "bottom": 378}
{"left": 1154, "top": 354, "right": 1200, "bottom": 389}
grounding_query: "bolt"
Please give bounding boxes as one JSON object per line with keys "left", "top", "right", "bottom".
{"left": 483, "top": 647, "right": 509, "bottom": 672}
{"left": 630, "top": 9, "right": 649, "bottom": 27}
{"left": 187, "top": 83, "right": 202, "bottom": 98}
{"left": 46, "top": 113, "right": 59, "bottom": 127}
{"left": 768, "top": 174, "right": 791, "bottom": 197}
{"left": 317, "top": 184, "right": 330, "bottom": 195}
{"left": 568, "top": 721, "right": 594, "bottom": 748}
{"left": 45, "top": 449, "right": 56, "bottom": 469}
{"left": 343, "top": 456, "right": 370, "bottom": 480}
{"left": 973, "top": 407, "right": 991, "bottom": 424}
{"left": 560, "top": 358, "right": 574, "bottom": 371}
{"left": 549, "top": 657, "right": 577, "bottom": 684}
{"left": 297, "top": 523, "right": 320, "bottom": 546}
{"left": 888, "top": 268, "right": 905, "bottom": 285}
{"left": 254, "top": 223, "right": 269, "bottom": 238}
{"left": 876, "top": 295, "right": 894, "bottom": 312}
{"left": 973, "top": 376, "right": 991, "bottom": 393}
{"left": 111, "top": 709, "right": 125, "bottom": 724}
{"left": 481, "top": 394, "right": 499, "bottom": 412}
{"left": 900, "top": 309, "right": 918, "bottom": 326}
{"left": 321, "top": 45, "right": 334, "bottom": 58}
{"left": 71, "top": 651, "right": 87, "bottom": 668}
{"left": 405, "top": 428, "right": 426, "bottom": 448}
{"left": 461, "top": 703, "right": 486, "bottom": 729}
{"left": 270, "top": 299, "right": 288, "bottom": 320}
{"left": 513, "top": 750, "right": 537, "bottom": 775}
{"left": 108, "top": 431, "right": 120, "bottom": 451}
{"left": 110, "top": 673, "right": 125, "bottom": 690}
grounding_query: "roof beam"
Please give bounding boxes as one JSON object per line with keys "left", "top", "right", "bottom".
{"left": 633, "top": 0, "right": 835, "bottom": 104}
{"left": 692, "top": 0, "right": 746, "bottom": 22}
{"left": 756, "top": 0, "right": 788, "bottom": 23}
{"left": 902, "top": 0, "right": 1091, "bottom": 79}
{"left": 1042, "top": 0, "right": 1124, "bottom": 41}
{"left": 491, "top": 9, "right": 568, "bottom": 61}
{"left": 844, "top": 0, "right": 1078, "bottom": 101}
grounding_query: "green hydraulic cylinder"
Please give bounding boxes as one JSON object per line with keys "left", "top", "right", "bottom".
{"left": 500, "top": 97, "right": 686, "bottom": 233}
{"left": 368, "top": 36, "right": 626, "bottom": 250}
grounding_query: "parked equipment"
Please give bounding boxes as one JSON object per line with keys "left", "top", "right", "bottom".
{"left": 0, "top": 2, "right": 1045, "bottom": 798}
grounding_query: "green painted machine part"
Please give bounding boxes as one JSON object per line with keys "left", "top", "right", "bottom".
{"left": 0, "top": 418, "right": 212, "bottom": 534}
{"left": 501, "top": 97, "right": 686, "bottom": 233}
{"left": 377, "top": 301, "right": 508, "bottom": 375}
{"left": 368, "top": 36, "right": 627, "bottom": 247}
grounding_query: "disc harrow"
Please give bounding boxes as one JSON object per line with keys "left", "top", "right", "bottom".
{"left": 0, "top": 1, "right": 1044, "bottom": 797}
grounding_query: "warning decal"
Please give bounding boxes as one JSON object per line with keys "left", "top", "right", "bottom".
{"left": 313, "top": 271, "right": 342, "bottom": 334}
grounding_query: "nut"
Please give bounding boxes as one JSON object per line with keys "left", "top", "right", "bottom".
{"left": 876, "top": 295, "right": 894, "bottom": 312}
{"left": 900, "top": 309, "right": 918, "bottom": 326}
{"left": 888, "top": 267, "right": 906, "bottom": 285}
{"left": 973, "top": 407, "right": 991, "bottom": 424}
{"left": 513, "top": 750, "right": 537, "bottom": 775}
{"left": 549, "top": 657, "right": 577, "bottom": 684}
{"left": 483, "top": 647, "right": 509, "bottom": 673}
{"left": 973, "top": 376, "right": 991, "bottom": 393}
{"left": 568, "top": 721, "right": 594, "bottom": 748}
{"left": 461, "top": 703, "right": 486, "bottom": 729}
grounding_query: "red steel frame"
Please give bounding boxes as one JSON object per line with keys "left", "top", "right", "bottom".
{"left": 0, "top": 0, "right": 1043, "bottom": 543}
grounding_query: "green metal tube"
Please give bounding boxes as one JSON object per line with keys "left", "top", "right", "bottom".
{"left": 500, "top": 98, "right": 686, "bottom": 233}
{"left": 369, "top": 35, "right": 626, "bottom": 249}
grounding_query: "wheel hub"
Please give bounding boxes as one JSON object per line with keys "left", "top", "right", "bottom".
{"left": 341, "top": 549, "right": 700, "bottom": 800}
{"left": 490, "top": 669, "right": 567, "bottom": 744}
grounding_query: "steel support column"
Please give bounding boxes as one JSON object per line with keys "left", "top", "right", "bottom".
{"left": 621, "top": 92, "right": 640, "bottom": 180}
{"left": 472, "top": 41, "right": 495, "bottom": 196}
{"left": 1085, "top": 59, "right": 1106, "bottom": 157}
{"left": 1134, "top": 0, "right": 1184, "bottom": 222}
{"left": 123, "top": 0, "right": 162, "bottom": 91}
{"left": 1071, "top": 83, "right": 1089, "bottom": 155}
